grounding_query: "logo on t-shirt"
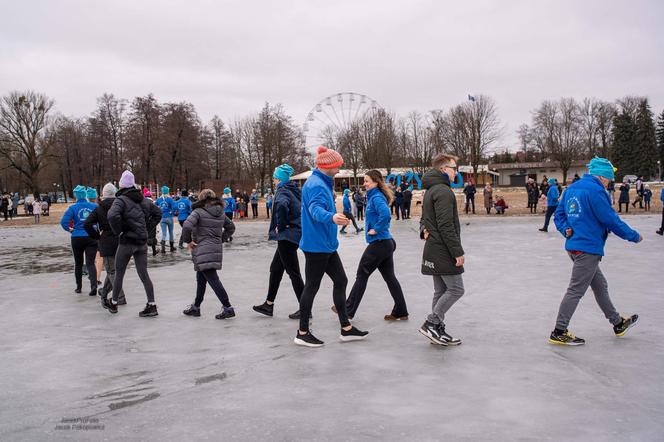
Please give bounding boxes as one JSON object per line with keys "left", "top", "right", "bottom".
{"left": 178, "top": 202, "right": 187, "bottom": 210}
{"left": 78, "top": 208, "right": 92, "bottom": 220}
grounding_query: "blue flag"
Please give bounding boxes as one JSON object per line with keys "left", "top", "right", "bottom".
{"left": 468, "top": 94, "right": 476, "bottom": 102}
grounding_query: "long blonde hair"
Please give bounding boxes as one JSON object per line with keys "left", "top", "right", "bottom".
{"left": 365, "top": 169, "right": 394, "bottom": 205}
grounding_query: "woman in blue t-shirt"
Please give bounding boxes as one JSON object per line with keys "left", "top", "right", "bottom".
{"left": 156, "top": 186, "right": 177, "bottom": 253}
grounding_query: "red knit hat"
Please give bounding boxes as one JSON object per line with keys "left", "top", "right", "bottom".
{"left": 315, "top": 146, "right": 344, "bottom": 169}
{"left": 143, "top": 187, "right": 152, "bottom": 198}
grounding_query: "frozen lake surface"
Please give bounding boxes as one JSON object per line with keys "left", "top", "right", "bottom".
{"left": 1, "top": 215, "right": 663, "bottom": 441}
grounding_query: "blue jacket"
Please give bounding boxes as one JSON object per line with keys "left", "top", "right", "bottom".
{"left": 156, "top": 196, "right": 176, "bottom": 219}
{"left": 661, "top": 189, "right": 664, "bottom": 202}
{"left": 223, "top": 196, "right": 236, "bottom": 213}
{"left": 60, "top": 200, "right": 98, "bottom": 238}
{"left": 546, "top": 185, "right": 560, "bottom": 207}
{"left": 175, "top": 198, "right": 192, "bottom": 221}
{"left": 269, "top": 181, "right": 302, "bottom": 244}
{"left": 364, "top": 187, "right": 392, "bottom": 243}
{"left": 299, "top": 169, "right": 338, "bottom": 253}
{"left": 342, "top": 194, "right": 351, "bottom": 213}
{"left": 554, "top": 174, "right": 640, "bottom": 256}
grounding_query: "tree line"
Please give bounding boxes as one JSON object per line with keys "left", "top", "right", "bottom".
{"left": 1, "top": 90, "right": 663, "bottom": 196}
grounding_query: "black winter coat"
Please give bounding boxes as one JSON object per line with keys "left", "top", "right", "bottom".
{"left": 619, "top": 183, "right": 630, "bottom": 203}
{"left": 83, "top": 197, "right": 119, "bottom": 257}
{"left": 268, "top": 181, "right": 302, "bottom": 245}
{"left": 108, "top": 187, "right": 162, "bottom": 246}
{"left": 420, "top": 169, "right": 464, "bottom": 276}
{"left": 526, "top": 183, "right": 539, "bottom": 204}
{"left": 182, "top": 198, "right": 235, "bottom": 272}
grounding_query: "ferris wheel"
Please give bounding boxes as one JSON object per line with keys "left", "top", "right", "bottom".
{"left": 302, "top": 92, "right": 381, "bottom": 151}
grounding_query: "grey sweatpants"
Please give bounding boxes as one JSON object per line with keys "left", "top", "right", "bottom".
{"left": 555, "top": 252, "right": 621, "bottom": 330}
{"left": 427, "top": 274, "right": 464, "bottom": 325}
{"left": 99, "top": 256, "right": 125, "bottom": 303}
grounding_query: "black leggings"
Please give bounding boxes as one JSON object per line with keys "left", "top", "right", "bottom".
{"left": 619, "top": 202, "right": 629, "bottom": 213}
{"left": 113, "top": 242, "right": 154, "bottom": 303}
{"left": 178, "top": 219, "right": 186, "bottom": 246}
{"left": 251, "top": 203, "right": 258, "bottom": 218}
{"left": 267, "top": 240, "right": 304, "bottom": 303}
{"left": 403, "top": 202, "right": 411, "bottom": 219}
{"left": 71, "top": 236, "right": 98, "bottom": 290}
{"left": 356, "top": 205, "right": 364, "bottom": 220}
{"left": 299, "top": 251, "right": 350, "bottom": 331}
{"left": 346, "top": 239, "right": 408, "bottom": 318}
{"left": 194, "top": 268, "right": 231, "bottom": 308}
{"left": 340, "top": 211, "right": 360, "bottom": 231}
{"left": 660, "top": 208, "right": 664, "bottom": 231}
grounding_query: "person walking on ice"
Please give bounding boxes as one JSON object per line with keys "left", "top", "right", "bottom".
{"left": 342, "top": 169, "right": 409, "bottom": 321}
{"left": 156, "top": 186, "right": 177, "bottom": 253}
{"left": 104, "top": 170, "right": 162, "bottom": 316}
{"left": 176, "top": 190, "right": 193, "bottom": 249}
{"left": 539, "top": 178, "right": 559, "bottom": 232}
{"left": 549, "top": 157, "right": 641, "bottom": 345}
{"left": 339, "top": 188, "right": 363, "bottom": 234}
{"left": 181, "top": 190, "right": 237, "bottom": 319}
{"left": 294, "top": 146, "right": 369, "bottom": 347}
{"left": 252, "top": 164, "right": 305, "bottom": 319}
{"left": 419, "top": 153, "right": 465, "bottom": 346}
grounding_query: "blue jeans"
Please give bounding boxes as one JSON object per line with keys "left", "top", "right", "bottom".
{"left": 160, "top": 217, "right": 174, "bottom": 241}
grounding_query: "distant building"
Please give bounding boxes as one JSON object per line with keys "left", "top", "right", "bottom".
{"left": 489, "top": 160, "right": 588, "bottom": 187}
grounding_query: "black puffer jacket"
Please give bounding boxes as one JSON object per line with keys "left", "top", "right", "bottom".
{"left": 83, "top": 197, "right": 119, "bottom": 257}
{"left": 108, "top": 187, "right": 162, "bottom": 245}
{"left": 182, "top": 197, "right": 235, "bottom": 271}
{"left": 268, "top": 180, "right": 302, "bottom": 245}
{"left": 419, "top": 169, "right": 464, "bottom": 275}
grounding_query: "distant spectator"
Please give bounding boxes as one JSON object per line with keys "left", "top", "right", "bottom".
{"left": 265, "top": 191, "right": 273, "bottom": 218}
{"left": 495, "top": 196, "right": 508, "bottom": 214}
{"left": 643, "top": 185, "right": 652, "bottom": 211}
{"left": 618, "top": 180, "right": 630, "bottom": 213}
{"left": 657, "top": 188, "right": 664, "bottom": 236}
{"left": 607, "top": 180, "right": 615, "bottom": 205}
{"left": 463, "top": 181, "right": 476, "bottom": 214}
{"left": 483, "top": 184, "right": 493, "bottom": 215}
{"left": 402, "top": 185, "right": 413, "bottom": 219}
{"left": 572, "top": 173, "right": 581, "bottom": 183}
{"left": 32, "top": 198, "right": 41, "bottom": 223}
{"left": 635, "top": 176, "right": 644, "bottom": 208}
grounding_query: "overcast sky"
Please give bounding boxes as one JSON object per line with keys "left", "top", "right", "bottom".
{"left": 1, "top": 0, "right": 662, "bottom": 149}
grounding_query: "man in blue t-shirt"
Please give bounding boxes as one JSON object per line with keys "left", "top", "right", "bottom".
{"left": 549, "top": 157, "right": 642, "bottom": 346}
{"left": 176, "top": 190, "right": 193, "bottom": 248}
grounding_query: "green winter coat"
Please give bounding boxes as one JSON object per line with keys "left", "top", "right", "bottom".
{"left": 420, "top": 169, "right": 464, "bottom": 275}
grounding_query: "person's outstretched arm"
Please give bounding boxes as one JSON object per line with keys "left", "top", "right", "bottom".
{"left": 308, "top": 188, "right": 335, "bottom": 224}
{"left": 592, "top": 192, "right": 640, "bottom": 242}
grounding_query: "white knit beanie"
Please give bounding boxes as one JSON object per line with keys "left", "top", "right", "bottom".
{"left": 102, "top": 182, "right": 117, "bottom": 199}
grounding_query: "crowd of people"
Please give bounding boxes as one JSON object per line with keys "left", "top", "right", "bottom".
{"left": 52, "top": 145, "right": 660, "bottom": 349}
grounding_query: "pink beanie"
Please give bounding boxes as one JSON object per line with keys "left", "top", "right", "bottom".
{"left": 119, "top": 170, "right": 135, "bottom": 189}
{"left": 315, "top": 146, "right": 343, "bottom": 169}
{"left": 143, "top": 187, "right": 152, "bottom": 198}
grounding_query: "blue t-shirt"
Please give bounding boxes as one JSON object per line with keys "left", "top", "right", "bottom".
{"left": 60, "top": 200, "right": 98, "bottom": 238}
{"left": 175, "top": 198, "right": 192, "bottom": 221}
{"left": 156, "top": 196, "right": 176, "bottom": 219}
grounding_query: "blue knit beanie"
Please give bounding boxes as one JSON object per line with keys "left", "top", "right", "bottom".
{"left": 586, "top": 156, "right": 615, "bottom": 180}
{"left": 86, "top": 187, "right": 97, "bottom": 200}
{"left": 223, "top": 187, "right": 231, "bottom": 195}
{"left": 343, "top": 188, "right": 350, "bottom": 195}
{"left": 548, "top": 178, "right": 556, "bottom": 185}
{"left": 273, "top": 164, "right": 294, "bottom": 182}
{"left": 73, "top": 185, "right": 87, "bottom": 200}
{"left": 161, "top": 186, "right": 169, "bottom": 195}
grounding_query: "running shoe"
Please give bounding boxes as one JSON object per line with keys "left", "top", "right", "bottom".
{"left": 183, "top": 305, "right": 201, "bottom": 317}
{"left": 252, "top": 301, "right": 274, "bottom": 317}
{"left": 437, "top": 324, "right": 462, "bottom": 346}
{"left": 101, "top": 296, "right": 118, "bottom": 314}
{"left": 215, "top": 307, "right": 235, "bottom": 320}
{"left": 88, "top": 288, "right": 97, "bottom": 297}
{"left": 330, "top": 305, "right": 353, "bottom": 320}
{"left": 339, "top": 326, "right": 369, "bottom": 342}
{"left": 139, "top": 303, "right": 158, "bottom": 317}
{"left": 548, "top": 330, "right": 585, "bottom": 346}
{"left": 74, "top": 287, "right": 82, "bottom": 294}
{"left": 294, "top": 331, "right": 324, "bottom": 347}
{"left": 419, "top": 321, "right": 444, "bottom": 344}
{"left": 614, "top": 314, "right": 639, "bottom": 337}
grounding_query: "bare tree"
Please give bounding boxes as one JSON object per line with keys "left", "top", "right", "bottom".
{"left": 580, "top": 97, "right": 599, "bottom": 156}
{"left": 595, "top": 101, "right": 616, "bottom": 158}
{"left": 464, "top": 95, "right": 502, "bottom": 178}
{"left": 0, "top": 91, "right": 54, "bottom": 194}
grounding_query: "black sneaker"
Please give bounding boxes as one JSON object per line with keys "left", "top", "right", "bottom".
{"left": 437, "top": 324, "right": 462, "bottom": 346}
{"left": 294, "top": 331, "right": 324, "bottom": 347}
{"left": 339, "top": 326, "right": 369, "bottom": 342}
{"left": 215, "top": 307, "right": 235, "bottom": 320}
{"left": 117, "top": 297, "right": 127, "bottom": 305}
{"left": 74, "top": 287, "right": 82, "bottom": 294}
{"left": 356, "top": 227, "right": 364, "bottom": 234}
{"left": 539, "top": 228, "right": 547, "bottom": 232}
{"left": 656, "top": 229, "right": 663, "bottom": 236}
{"left": 88, "top": 288, "right": 97, "bottom": 297}
{"left": 288, "top": 310, "right": 301, "bottom": 320}
{"left": 183, "top": 305, "right": 201, "bottom": 317}
{"left": 252, "top": 301, "right": 274, "bottom": 317}
{"left": 101, "top": 297, "right": 118, "bottom": 314}
{"left": 419, "top": 320, "right": 444, "bottom": 344}
{"left": 614, "top": 314, "right": 638, "bottom": 337}
{"left": 139, "top": 303, "right": 158, "bottom": 317}
{"left": 548, "top": 330, "right": 585, "bottom": 346}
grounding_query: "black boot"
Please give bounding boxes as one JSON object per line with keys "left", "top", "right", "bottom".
{"left": 170, "top": 241, "right": 176, "bottom": 252}
{"left": 160, "top": 240, "right": 166, "bottom": 254}
{"left": 152, "top": 244, "right": 158, "bottom": 256}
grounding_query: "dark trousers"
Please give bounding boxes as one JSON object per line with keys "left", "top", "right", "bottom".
{"left": 346, "top": 239, "right": 408, "bottom": 318}
{"left": 178, "top": 219, "right": 186, "bottom": 246}
{"left": 194, "top": 269, "right": 231, "bottom": 308}
{"left": 99, "top": 255, "right": 125, "bottom": 302}
{"left": 356, "top": 205, "right": 364, "bottom": 221}
{"left": 403, "top": 201, "right": 411, "bottom": 219}
{"left": 113, "top": 242, "right": 154, "bottom": 304}
{"left": 267, "top": 240, "right": 304, "bottom": 303}
{"left": 543, "top": 205, "right": 556, "bottom": 230}
{"left": 340, "top": 211, "right": 360, "bottom": 232}
{"left": 618, "top": 202, "right": 628, "bottom": 213}
{"left": 644, "top": 200, "right": 650, "bottom": 211}
{"left": 266, "top": 205, "right": 271, "bottom": 218}
{"left": 660, "top": 208, "right": 664, "bottom": 231}
{"left": 465, "top": 196, "right": 475, "bottom": 214}
{"left": 71, "top": 237, "right": 98, "bottom": 291}
{"left": 243, "top": 202, "right": 250, "bottom": 217}
{"left": 298, "top": 251, "right": 350, "bottom": 332}
{"left": 251, "top": 203, "right": 258, "bottom": 218}
{"left": 394, "top": 203, "right": 402, "bottom": 220}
